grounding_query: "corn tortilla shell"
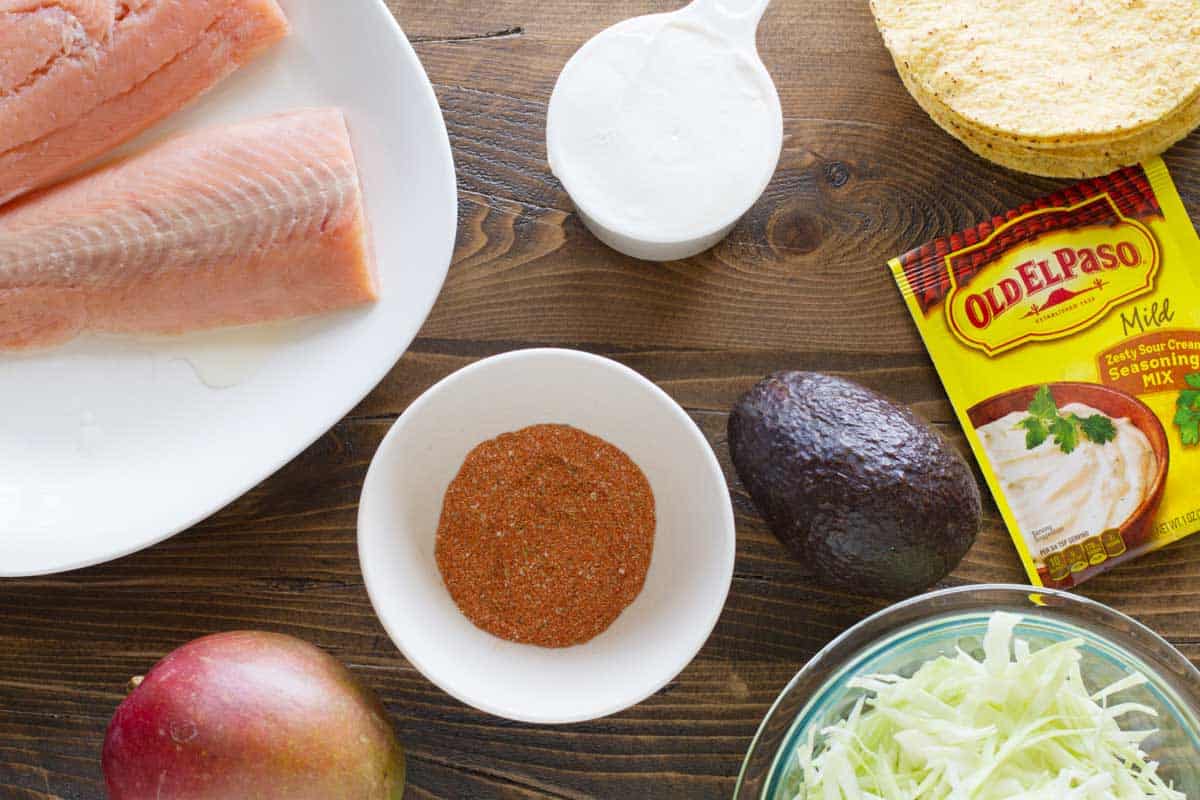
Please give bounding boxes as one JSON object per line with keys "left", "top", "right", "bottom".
{"left": 897, "top": 67, "right": 1200, "bottom": 176}
{"left": 898, "top": 61, "right": 1200, "bottom": 157}
{"left": 871, "top": 0, "right": 1200, "bottom": 143}
{"left": 911, "top": 84, "right": 1200, "bottom": 176}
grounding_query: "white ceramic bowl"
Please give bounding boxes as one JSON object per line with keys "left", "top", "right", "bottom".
{"left": 358, "top": 348, "right": 736, "bottom": 723}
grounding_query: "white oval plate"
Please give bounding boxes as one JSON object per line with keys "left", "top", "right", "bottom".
{"left": 0, "top": 0, "right": 456, "bottom": 576}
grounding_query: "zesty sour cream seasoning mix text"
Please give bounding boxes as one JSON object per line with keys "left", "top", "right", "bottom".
{"left": 891, "top": 159, "right": 1200, "bottom": 588}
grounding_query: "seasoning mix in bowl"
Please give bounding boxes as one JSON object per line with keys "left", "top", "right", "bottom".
{"left": 357, "top": 348, "right": 735, "bottom": 723}
{"left": 969, "top": 383, "right": 1169, "bottom": 556}
{"left": 435, "top": 423, "right": 655, "bottom": 648}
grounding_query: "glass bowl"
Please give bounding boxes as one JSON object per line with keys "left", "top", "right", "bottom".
{"left": 735, "top": 585, "right": 1200, "bottom": 800}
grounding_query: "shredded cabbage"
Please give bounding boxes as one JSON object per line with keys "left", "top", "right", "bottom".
{"left": 792, "top": 612, "right": 1186, "bottom": 800}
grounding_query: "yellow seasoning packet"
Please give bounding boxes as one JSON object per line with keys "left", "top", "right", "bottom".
{"left": 890, "top": 158, "right": 1200, "bottom": 588}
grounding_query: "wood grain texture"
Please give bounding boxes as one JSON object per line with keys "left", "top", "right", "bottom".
{"left": 3, "top": 2, "right": 1200, "bottom": 798}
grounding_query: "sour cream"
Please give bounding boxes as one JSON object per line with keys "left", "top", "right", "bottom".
{"left": 546, "top": 8, "right": 781, "bottom": 259}
{"left": 977, "top": 403, "right": 1156, "bottom": 553}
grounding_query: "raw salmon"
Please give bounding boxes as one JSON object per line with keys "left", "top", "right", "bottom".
{"left": 0, "top": 108, "right": 378, "bottom": 350}
{"left": 0, "top": 0, "right": 289, "bottom": 205}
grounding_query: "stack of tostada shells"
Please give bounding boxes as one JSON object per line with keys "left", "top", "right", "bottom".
{"left": 870, "top": 0, "right": 1200, "bottom": 178}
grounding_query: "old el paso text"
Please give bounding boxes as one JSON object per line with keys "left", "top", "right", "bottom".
{"left": 961, "top": 242, "right": 1143, "bottom": 330}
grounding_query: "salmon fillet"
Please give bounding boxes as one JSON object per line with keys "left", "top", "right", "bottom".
{"left": 0, "top": 108, "right": 379, "bottom": 350}
{"left": 0, "top": 0, "right": 289, "bottom": 205}
{"left": 0, "top": 1, "right": 117, "bottom": 89}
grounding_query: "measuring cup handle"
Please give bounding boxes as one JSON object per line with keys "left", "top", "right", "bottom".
{"left": 684, "top": 0, "right": 771, "bottom": 45}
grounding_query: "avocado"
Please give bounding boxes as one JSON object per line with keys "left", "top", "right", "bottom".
{"left": 728, "top": 371, "right": 981, "bottom": 597}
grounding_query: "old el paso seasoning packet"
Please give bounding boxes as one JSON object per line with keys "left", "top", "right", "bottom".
{"left": 890, "top": 158, "right": 1200, "bottom": 589}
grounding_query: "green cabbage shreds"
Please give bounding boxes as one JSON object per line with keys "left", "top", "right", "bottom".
{"left": 793, "top": 612, "right": 1185, "bottom": 800}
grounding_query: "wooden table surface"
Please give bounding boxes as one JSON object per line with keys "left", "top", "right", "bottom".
{"left": 4, "top": 2, "right": 1200, "bottom": 798}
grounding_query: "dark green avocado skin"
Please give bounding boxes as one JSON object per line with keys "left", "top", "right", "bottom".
{"left": 728, "top": 371, "right": 981, "bottom": 597}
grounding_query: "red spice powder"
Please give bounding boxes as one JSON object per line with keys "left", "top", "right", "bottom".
{"left": 435, "top": 424, "right": 656, "bottom": 648}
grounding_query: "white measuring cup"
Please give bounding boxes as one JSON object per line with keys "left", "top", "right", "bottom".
{"left": 547, "top": 0, "right": 782, "bottom": 261}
